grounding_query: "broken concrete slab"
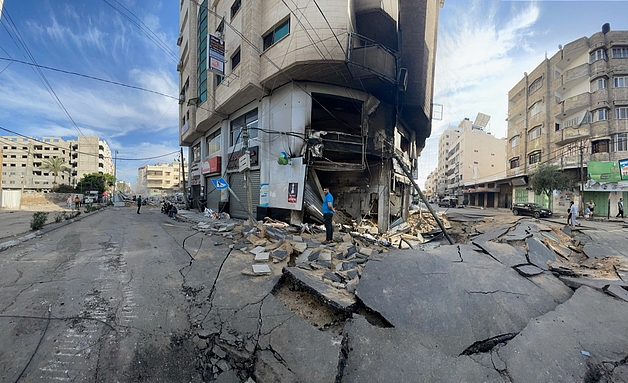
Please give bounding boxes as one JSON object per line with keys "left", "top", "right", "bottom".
{"left": 525, "top": 236, "right": 556, "bottom": 270}
{"left": 249, "top": 246, "right": 266, "bottom": 254}
{"left": 341, "top": 315, "right": 503, "bottom": 382}
{"left": 473, "top": 240, "right": 528, "bottom": 267}
{"left": 254, "top": 252, "right": 270, "bottom": 262}
{"left": 254, "top": 350, "right": 299, "bottom": 383}
{"left": 282, "top": 267, "right": 356, "bottom": 313}
{"left": 497, "top": 287, "right": 628, "bottom": 382}
{"left": 603, "top": 284, "right": 628, "bottom": 303}
{"left": 503, "top": 224, "right": 532, "bottom": 241}
{"left": 357, "top": 246, "right": 573, "bottom": 357}
{"left": 513, "top": 264, "right": 544, "bottom": 277}
{"left": 258, "top": 295, "right": 342, "bottom": 383}
{"left": 252, "top": 264, "right": 271, "bottom": 275}
{"left": 558, "top": 276, "right": 625, "bottom": 292}
{"left": 271, "top": 250, "right": 288, "bottom": 261}
{"left": 470, "top": 227, "right": 510, "bottom": 244}
{"left": 583, "top": 242, "right": 622, "bottom": 259}
{"left": 291, "top": 241, "right": 308, "bottom": 253}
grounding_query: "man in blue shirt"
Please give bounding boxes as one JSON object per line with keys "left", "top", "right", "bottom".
{"left": 322, "top": 187, "right": 336, "bottom": 244}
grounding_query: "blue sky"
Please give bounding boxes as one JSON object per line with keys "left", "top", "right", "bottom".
{"left": 1, "top": 1, "right": 628, "bottom": 190}
{"left": 0, "top": 0, "right": 181, "bottom": 188}
{"left": 418, "top": 0, "right": 628, "bottom": 187}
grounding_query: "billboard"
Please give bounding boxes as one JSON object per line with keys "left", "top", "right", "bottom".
{"left": 208, "top": 35, "right": 225, "bottom": 75}
{"left": 619, "top": 158, "right": 628, "bottom": 181}
{"left": 587, "top": 161, "right": 622, "bottom": 183}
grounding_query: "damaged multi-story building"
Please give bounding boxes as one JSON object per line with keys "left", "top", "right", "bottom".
{"left": 177, "top": 0, "right": 443, "bottom": 232}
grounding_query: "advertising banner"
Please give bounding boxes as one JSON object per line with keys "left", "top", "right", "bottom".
{"left": 208, "top": 35, "right": 225, "bottom": 75}
{"left": 587, "top": 161, "right": 622, "bottom": 183}
{"left": 619, "top": 158, "right": 628, "bottom": 180}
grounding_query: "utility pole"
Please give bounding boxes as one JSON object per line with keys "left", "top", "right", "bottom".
{"left": 181, "top": 147, "right": 188, "bottom": 209}
{"left": 113, "top": 150, "right": 118, "bottom": 202}
{"left": 579, "top": 139, "right": 585, "bottom": 213}
{"left": 242, "top": 125, "right": 254, "bottom": 225}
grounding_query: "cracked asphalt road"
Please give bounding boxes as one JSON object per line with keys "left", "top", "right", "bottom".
{"left": 0, "top": 207, "right": 200, "bottom": 382}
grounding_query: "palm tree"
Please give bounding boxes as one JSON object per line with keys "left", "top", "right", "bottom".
{"left": 40, "top": 156, "right": 70, "bottom": 187}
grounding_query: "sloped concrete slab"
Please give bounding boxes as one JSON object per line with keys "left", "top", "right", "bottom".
{"left": 497, "top": 287, "right": 628, "bottom": 382}
{"left": 357, "top": 246, "right": 572, "bottom": 357}
{"left": 471, "top": 227, "right": 510, "bottom": 244}
{"left": 473, "top": 240, "right": 527, "bottom": 267}
{"left": 526, "top": 236, "right": 556, "bottom": 270}
{"left": 603, "top": 284, "right": 628, "bottom": 303}
{"left": 259, "top": 295, "right": 341, "bottom": 383}
{"left": 283, "top": 267, "right": 356, "bottom": 313}
{"left": 514, "top": 264, "right": 544, "bottom": 277}
{"left": 583, "top": 242, "right": 622, "bottom": 259}
{"left": 341, "top": 315, "right": 502, "bottom": 383}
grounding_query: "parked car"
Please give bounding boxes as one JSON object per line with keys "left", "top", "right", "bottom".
{"left": 511, "top": 202, "right": 552, "bottom": 218}
{"left": 438, "top": 197, "right": 457, "bottom": 208}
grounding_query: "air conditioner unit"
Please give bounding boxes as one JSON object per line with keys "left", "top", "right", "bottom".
{"left": 179, "top": 94, "right": 186, "bottom": 105}
{"left": 176, "top": 34, "right": 183, "bottom": 46}
{"left": 215, "top": 31, "right": 223, "bottom": 40}
{"left": 176, "top": 60, "right": 183, "bottom": 72}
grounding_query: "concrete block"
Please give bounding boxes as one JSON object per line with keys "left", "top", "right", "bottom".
{"left": 252, "top": 264, "right": 271, "bottom": 275}
{"left": 254, "top": 252, "right": 270, "bottom": 262}
{"left": 250, "top": 246, "right": 266, "bottom": 254}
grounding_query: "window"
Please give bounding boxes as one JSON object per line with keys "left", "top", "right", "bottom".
{"left": 616, "top": 107, "right": 628, "bottom": 119}
{"left": 529, "top": 151, "right": 541, "bottom": 164}
{"left": 589, "top": 49, "right": 607, "bottom": 63}
{"left": 510, "top": 158, "right": 520, "bottom": 169}
{"left": 206, "top": 129, "right": 221, "bottom": 155}
{"left": 230, "top": 109, "right": 259, "bottom": 146}
{"left": 230, "top": 0, "right": 241, "bottom": 19}
{"left": 529, "top": 101, "right": 543, "bottom": 117}
{"left": 614, "top": 77, "right": 628, "bottom": 88}
{"left": 615, "top": 133, "right": 628, "bottom": 152}
{"left": 197, "top": 0, "right": 208, "bottom": 103}
{"left": 528, "top": 77, "right": 542, "bottom": 95}
{"left": 192, "top": 143, "right": 201, "bottom": 163}
{"left": 216, "top": 74, "right": 224, "bottom": 87}
{"left": 510, "top": 136, "right": 520, "bottom": 147}
{"left": 612, "top": 47, "right": 628, "bottom": 58}
{"left": 263, "top": 18, "right": 290, "bottom": 51}
{"left": 592, "top": 78, "right": 607, "bottom": 91}
{"left": 592, "top": 140, "right": 609, "bottom": 154}
{"left": 529, "top": 126, "right": 541, "bottom": 141}
{"left": 592, "top": 109, "right": 608, "bottom": 122}
{"left": 231, "top": 48, "right": 241, "bottom": 71}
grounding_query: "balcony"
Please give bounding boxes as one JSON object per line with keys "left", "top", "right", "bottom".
{"left": 346, "top": 32, "right": 398, "bottom": 103}
{"left": 562, "top": 63, "right": 589, "bottom": 90}
{"left": 559, "top": 93, "right": 591, "bottom": 117}
{"left": 591, "top": 89, "right": 609, "bottom": 107}
{"left": 556, "top": 125, "right": 590, "bottom": 145}
{"left": 591, "top": 121, "right": 610, "bottom": 137}
{"left": 611, "top": 87, "right": 628, "bottom": 103}
{"left": 590, "top": 60, "right": 607, "bottom": 78}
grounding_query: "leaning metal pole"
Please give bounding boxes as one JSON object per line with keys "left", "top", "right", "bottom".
{"left": 392, "top": 154, "right": 455, "bottom": 245}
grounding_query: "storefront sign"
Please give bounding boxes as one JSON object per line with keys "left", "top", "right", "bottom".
{"left": 227, "top": 146, "right": 259, "bottom": 170}
{"left": 208, "top": 35, "right": 225, "bottom": 75}
{"left": 588, "top": 161, "right": 622, "bottom": 182}
{"left": 201, "top": 156, "right": 221, "bottom": 174}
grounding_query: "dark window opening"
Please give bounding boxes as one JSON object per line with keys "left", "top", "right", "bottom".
{"left": 263, "top": 18, "right": 290, "bottom": 51}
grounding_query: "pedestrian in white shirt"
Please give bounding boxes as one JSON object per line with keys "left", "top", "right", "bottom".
{"left": 570, "top": 201, "right": 579, "bottom": 227}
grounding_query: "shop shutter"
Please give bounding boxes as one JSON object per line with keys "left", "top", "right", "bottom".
{"left": 229, "top": 171, "right": 260, "bottom": 219}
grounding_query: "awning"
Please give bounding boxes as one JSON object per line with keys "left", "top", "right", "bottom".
{"left": 510, "top": 176, "right": 528, "bottom": 186}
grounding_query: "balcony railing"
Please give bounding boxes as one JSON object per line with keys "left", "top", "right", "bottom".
{"left": 346, "top": 32, "right": 397, "bottom": 84}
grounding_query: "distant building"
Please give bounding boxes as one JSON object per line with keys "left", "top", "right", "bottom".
{"left": 0, "top": 135, "right": 113, "bottom": 192}
{"left": 177, "top": 0, "right": 443, "bottom": 231}
{"left": 137, "top": 162, "right": 184, "bottom": 197}
{"left": 507, "top": 25, "right": 628, "bottom": 214}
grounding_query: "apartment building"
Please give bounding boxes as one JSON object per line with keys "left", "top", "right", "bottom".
{"left": 425, "top": 169, "right": 438, "bottom": 198}
{"left": 507, "top": 25, "right": 628, "bottom": 214}
{"left": 178, "top": 0, "right": 443, "bottom": 231}
{"left": 436, "top": 126, "right": 461, "bottom": 197}
{"left": 0, "top": 135, "right": 113, "bottom": 192}
{"left": 137, "top": 162, "right": 183, "bottom": 197}
{"left": 438, "top": 115, "right": 507, "bottom": 207}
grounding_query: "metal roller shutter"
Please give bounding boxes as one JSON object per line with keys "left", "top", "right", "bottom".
{"left": 206, "top": 186, "right": 221, "bottom": 212}
{"left": 229, "top": 171, "right": 260, "bottom": 219}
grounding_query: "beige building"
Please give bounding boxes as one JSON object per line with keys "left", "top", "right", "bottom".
{"left": 439, "top": 116, "right": 507, "bottom": 207}
{"left": 0, "top": 135, "right": 113, "bottom": 192}
{"left": 137, "top": 162, "right": 184, "bottom": 197}
{"left": 436, "top": 126, "right": 462, "bottom": 196}
{"left": 507, "top": 25, "right": 628, "bottom": 214}
{"left": 178, "top": 0, "right": 443, "bottom": 231}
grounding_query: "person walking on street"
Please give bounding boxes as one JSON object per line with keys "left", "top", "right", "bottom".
{"left": 136, "top": 195, "right": 142, "bottom": 214}
{"left": 74, "top": 195, "right": 81, "bottom": 210}
{"left": 67, "top": 195, "right": 72, "bottom": 209}
{"left": 322, "top": 187, "right": 336, "bottom": 244}
{"left": 617, "top": 198, "right": 624, "bottom": 219}
{"left": 570, "top": 201, "right": 579, "bottom": 227}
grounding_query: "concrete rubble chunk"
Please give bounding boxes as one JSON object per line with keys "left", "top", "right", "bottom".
{"left": 254, "top": 252, "right": 270, "bottom": 262}
{"left": 307, "top": 250, "right": 320, "bottom": 262}
{"left": 358, "top": 247, "right": 374, "bottom": 257}
{"left": 513, "top": 264, "right": 544, "bottom": 277}
{"left": 291, "top": 241, "right": 308, "bottom": 253}
{"left": 282, "top": 267, "right": 356, "bottom": 312}
{"left": 473, "top": 240, "right": 527, "bottom": 267}
{"left": 497, "top": 287, "right": 628, "bottom": 382}
{"left": 602, "top": 284, "right": 628, "bottom": 303}
{"left": 254, "top": 350, "right": 299, "bottom": 383}
{"left": 249, "top": 246, "right": 266, "bottom": 255}
{"left": 322, "top": 271, "right": 342, "bottom": 283}
{"left": 314, "top": 259, "right": 332, "bottom": 269}
{"left": 252, "top": 264, "right": 271, "bottom": 275}
{"left": 270, "top": 250, "right": 288, "bottom": 261}
{"left": 525, "top": 236, "right": 555, "bottom": 270}
{"left": 318, "top": 251, "right": 332, "bottom": 262}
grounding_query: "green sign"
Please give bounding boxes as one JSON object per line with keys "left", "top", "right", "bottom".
{"left": 588, "top": 161, "right": 622, "bottom": 182}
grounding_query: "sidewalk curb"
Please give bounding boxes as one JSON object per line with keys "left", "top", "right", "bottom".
{"left": 0, "top": 207, "right": 106, "bottom": 253}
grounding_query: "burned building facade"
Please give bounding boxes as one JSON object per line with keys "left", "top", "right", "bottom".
{"left": 178, "top": 0, "right": 442, "bottom": 232}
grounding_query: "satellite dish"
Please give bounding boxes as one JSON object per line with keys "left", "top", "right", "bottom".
{"left": 558, "top": 44, "right": 563, "bottom": 50}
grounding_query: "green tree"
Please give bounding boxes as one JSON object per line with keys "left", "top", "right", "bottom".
{"left": 40, "top": 156, "right": 70, "bottom": 187}
{"left": 76, "top": 173, "right": 114, "bottom": 193}
{"left": 529, "top": 164, "right": 572, "bottom": 208}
